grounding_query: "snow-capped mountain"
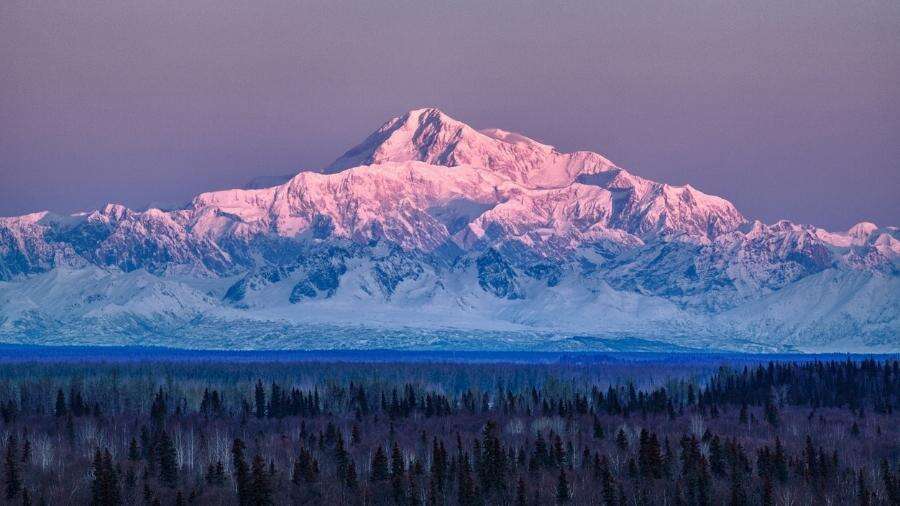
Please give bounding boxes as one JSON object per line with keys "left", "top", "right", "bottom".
{"left": 0, "top": 108, "right": 897, "bottom": 352}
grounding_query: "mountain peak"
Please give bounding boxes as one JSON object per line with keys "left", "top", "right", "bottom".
{"left": 379, "top": 107, "right": 462, "bottom": 135}
{"left": 323, "top": 107, "right": 476, "bottom": 174}
{"left": 404, "top": 106, "right": 453, "bottom": 120}
{"left": 323, "top": 107, "right": 624, "bottom": 189}
{"left": 849, "top": 221, "right": 878, "bottom": 238}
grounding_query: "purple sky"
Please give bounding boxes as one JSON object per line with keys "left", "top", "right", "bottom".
{"left": 2, "top": 0, "right": 898, "bottom": 230}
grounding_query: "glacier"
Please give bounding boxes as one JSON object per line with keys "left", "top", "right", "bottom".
{"left": 0, "top": 108, "right": 897, "bottom": 352}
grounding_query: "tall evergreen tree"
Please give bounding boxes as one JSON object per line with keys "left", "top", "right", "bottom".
{"left": 232, "top": 439, "right": 250, "bottom": 506}
{"left": 5, "top": 434, "right": 21, "bottom": 500}
{"left": 20, "top": 435, "right": 29, "bottom": 465}
{"left": 772, "top": 437, "right": 788, "bottom": 483}
{"left": 334, "top": 434, "right": 349, "bottom": 481}
{"left": 292, "top": 447, "right": 319, "bottom": 484}
{"left": 54, "top": 390, "right": 66, "bottom": 418}
{"left": 149, "top": 389, "right": 167, "bottom": 428}
{"left": 371, "top": 445, "right": 390, "bottom": 482}
{"left": 556, "top": 469, "right": 570, "bottom": 503}
{"left": 345, "top": 460, "right": 358, "bottom": 490}
{"left": 254, "top": 380, "right": 266, "bottom": 419}
{"left": 764, "top": 397, "right": 779, "bottom": 428}
{"left": 881, "top": 459, "right": 899, "bottom": 506}
{"left": 90, "top": 448, "right": 120, "bottom": 506}
{"left": 615, "top": 428, "right": 629, "bottom": 452}
{"left": 479, "top": 421, "right": 506, "bottom": 493}
{"left": 249, "top": 455, "right": 273, "bottom": 506}
{"left": 858, "top": 469, "right": 870, "bottom": 506}
{"left": 457, "top": 452, "right": 476, "bottom": 506}
{"left": 157, "top": 431, "right": 178, "bottom": 487}
{"left": 729, "top": 473, "right": 747, "bottom": 506}
{"left": 760, "top": 477, "right": 774, "bottom": 506}
{"left": 391, "top": 442, "right": 406, "bottom": 504}
{"left": 430, "top": 438, "right": 447, "bottom": 493}
{"left": 515, "top": 478, "right": 527, "bottom": 506}
{"left": 638, "top": 429, "right": 663, "bottom": 479}
{"left": 593, "top": 416, "right": 605, "bottom": 439}
{"left": 127, "top": 438, "right": 140, "bottom": 462}
{"left": 601, "top": 464, "right": 616, "bottom": 506}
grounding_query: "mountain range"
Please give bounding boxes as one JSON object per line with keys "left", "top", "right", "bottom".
{"left": 1, "top": 108, "right": 897, "bottom": 352}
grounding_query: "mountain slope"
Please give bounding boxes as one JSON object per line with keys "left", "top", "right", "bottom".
{"left": 0, "top": 108, "right": 896, "bottom": 351}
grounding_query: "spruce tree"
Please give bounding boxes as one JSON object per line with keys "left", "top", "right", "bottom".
{"left": 91, "top": 448, "right": 120, "bottom": 506}
{"left": 91, "top": 449, "right": 104, "bottom": 505}
{"left": 128, "top": 438, "right": 140, "bottom": 462}
{"left": 479, "top": 421, "right": 506, "bottom": 493}
{"left": 881, "top": 459, "right": 899, "bottom": 506}
{"left": 5, "top": 434, "right": 21, "bottom": 500}
{"left": 20, "top": 436, "right": 29, "bottom": 465}
{"left": 601, "top": 465, "right": 616, "bottom": 506}
{"left": 254, "top": 380, "right": 266, "bottom": 419}
{"left": 638, "top": 429, "right": 662, "bottom": 479}
{"left": 232, "top": 439, "right": 249, "bottom": 505}
{"left": 371, "top": 445, "right": 389, "bottom": 481}
{"left": 858, "top": 469, "right": 870, "bottom": 506}
{"left": 430, "top": 438, "right": 447, "bottom": 493}
{"left": 215, "top": 461, "right": 227, "bottom": 485}
{"left": 709, "top": 435, "right": 725, "bottom": 477}
{"left": 457, "top": 453, "right": 476, "bottom": 506}
{"left": 65, "top": 415, "right": 75, "bottom": 444}
{"left": 729, "top": 473, "right": 747, "bottom": 506}
{"left": 149, "top": 389, "right": 166, "bottom": 429}
{"left": 249, "top": 455, "right": 273, "bottom": 506}
{"left": 760, "top": 477, "right": 774, "bottom": 506}
{"left": 515, "top": 478, "right": 527, "bottom": 506}
{"left": 334, "top": 434, "right": 349, "bottom": 481}
{"left": 157, "top": 431, "right": 178, "bottom": 487}
{"left": 593, "top": 416, "right": 605, "bottom": 439}
{"left": 615, "top": 428, "right": 628, "bottom": 452}
{"left": 764, "top": 397, "right": 779, "bottom": 427}
{"left": 556, "top": 469, "right": 570, "bottom": 503}
{"left": 299, "top": 447, "right": 318, "bottom": 483}
{"left": 345, "top": 460, "right": 358, "bottom": 490}
{"left": 407, "top": 474, "right": 421, "bottom": 506}
{"left": 124, "top": 465, "right": 136, "bottom": 491}
{"left": 772, "top": 437, "right": 788, "bottom": 482}
{"left": 391, "top": 442, "right": 406, "bottom": 504}
{"left": 533, "top": 432, "right": 550, "bottom": 468}
{"left": 206, "top": 462, "right": 226, "bottom": 486}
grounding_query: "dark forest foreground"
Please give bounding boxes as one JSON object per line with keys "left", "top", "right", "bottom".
{"left": 0, "top": 352, "right": 897, "bottom": 505}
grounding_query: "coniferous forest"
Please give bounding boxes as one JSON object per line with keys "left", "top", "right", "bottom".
{"left": 0, "top": 351, "right": 897, "bottom": 505}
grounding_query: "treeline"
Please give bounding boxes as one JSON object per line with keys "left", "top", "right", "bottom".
{"left": 3, "top": 359, "right": 895, "bottom": 423}
{"left": 703, "top": 359, "right": 898, "bottom": 413}
{"left": 0, "top": 358, "right": 896, "bottom": 504}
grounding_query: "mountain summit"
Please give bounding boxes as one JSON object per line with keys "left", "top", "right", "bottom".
{"left": 0, "top": 109, "right": 897, "bottom": 352}
{"left": 325, "top": 108, "right": 744, "bottom": 242}
{"left": 325, "top": 107, "right": 618, "bottom": 188}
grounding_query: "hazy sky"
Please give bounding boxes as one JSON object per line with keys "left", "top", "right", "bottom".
{"left": 1, "top": 0, "right": 898, "bottom": 229}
